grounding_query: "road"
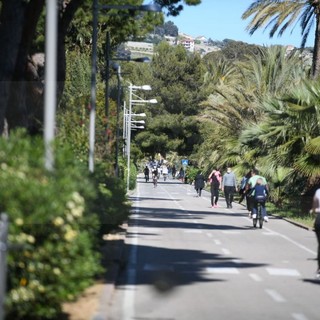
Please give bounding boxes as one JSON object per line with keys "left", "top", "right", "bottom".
{"left": 107, "top": 175, "right": 319, "bottom": 320}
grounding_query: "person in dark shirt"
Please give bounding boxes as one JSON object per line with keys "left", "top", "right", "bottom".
{"left": 143, "top": 166, "right": 149, "bottom": 182}
{"left": 208, "top": 169, "right": 221, "bottom": 208}
{"left": 251, "top": 178, "right": 269, "bottom": 222}
{"left": 194, "top": 170, "right": 206, "bottom": 197}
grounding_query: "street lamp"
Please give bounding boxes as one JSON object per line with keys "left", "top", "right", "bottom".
{"left": 89, "top": 0, "right": 161, "bottom": 172}
{"left": 125, "top": 83, "right": 157, "bottom": 192}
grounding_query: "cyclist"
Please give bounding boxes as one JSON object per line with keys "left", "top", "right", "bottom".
{"left": 152, "top": 166, "right": 158, "bottom": 187}
{"left": 251, "top": 178, "right": 269, "bottom": 222}
{"left": 143, "top": 165, "right": 149, "bottom": 182}
{"left": 246, "top": 169, "right": 269, "bottom": 220}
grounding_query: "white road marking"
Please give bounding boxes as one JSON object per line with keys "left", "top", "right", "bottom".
{"left": 207, "top": 233, "right": 212, "bottom": 238}
{"left": 232, "top": 259, "right": 242, "bottom": 264}
{"left": 249, "top": 273, "right": 263, "bottom": 282}
{"left": 221, "top": 231, "right": 242, "bottom": 234}
{"left": 266, "top": 268, "right": 301, "bottom": 277}
{"left": 221, "top": 248, "right": 231, "bottom": 255}
{"left": 184, "top": 229, "right": 203, "bottom": 234}
{"left": 206, "top": 267, "right": 239, "bottom": 274}
{"left": 214, "top": 239, "right": 222, "bottom": 245}
{"left": 143, "top": 228, "right": 160, "bottom": 233}
{"left": 265, "top": 289, "right": 286, "bottom": 303}
{"left": 292, "top": 313, "right": 309, "bottom": 320}
{"left": 264, "top": 226, "right": 317, "bottom": 256}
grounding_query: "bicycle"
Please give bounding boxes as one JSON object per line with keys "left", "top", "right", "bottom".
{"left": 145, "top": 174, "right": 149, "bottom": 182}
{"left": 153, "top": 175, "right": 158, "bottom": 188}
{"left": 252, "top": 201, "right": 264, "bottom": 229}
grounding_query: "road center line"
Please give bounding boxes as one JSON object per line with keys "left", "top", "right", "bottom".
{"left": 265, "top": 289, "right": 286, "bottom": 303}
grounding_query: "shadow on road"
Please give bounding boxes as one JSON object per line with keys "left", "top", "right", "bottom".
{"left": 116, "top": 243, "right": 268, "bottom": 294}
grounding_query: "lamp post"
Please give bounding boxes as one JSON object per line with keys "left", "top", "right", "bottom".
{"left": 44, "top": 0, "right": 58, "bottom": 171}
{"left": 89, "top": 1, "right": 161, "bottom": 173}
{"left": 126, "top": 83, "right": 157, "bottom": 192}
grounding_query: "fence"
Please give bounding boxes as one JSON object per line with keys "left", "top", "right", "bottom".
{"left": 0, "top": 213, "right": 8, "bottom": 320}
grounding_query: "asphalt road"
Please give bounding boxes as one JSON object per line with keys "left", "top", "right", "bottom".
{"left": 107, "top": 175, "right": 319, "bottom": 320}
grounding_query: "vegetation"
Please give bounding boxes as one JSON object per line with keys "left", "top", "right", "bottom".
{"left": 242, "top": 0, "right": 320, "bottom": 78}
{"left": 2, "top": 0, "right": 320, "bottom": 318}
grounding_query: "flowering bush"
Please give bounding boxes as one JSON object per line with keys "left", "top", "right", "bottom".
{"left": 0, "top": 131, "right": 103, "bottom": 319}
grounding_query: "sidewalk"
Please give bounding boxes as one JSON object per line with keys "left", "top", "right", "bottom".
{"left": 62, "top": 225, "right": 127, "bottom": 320}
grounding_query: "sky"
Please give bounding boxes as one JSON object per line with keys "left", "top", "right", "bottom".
{"left": 157, "top": 0, "right": 315, "bottom": 48}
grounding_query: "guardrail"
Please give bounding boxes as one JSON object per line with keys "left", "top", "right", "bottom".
{"left": 0, "top": 213, "right": 8, "bottom": 320}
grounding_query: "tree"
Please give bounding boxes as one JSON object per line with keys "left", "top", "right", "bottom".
{"left": 242, "top": 0, "right": 320, "bottom": 78}
{"left": 0, "top": 0, "right": 202, "bottom": 135}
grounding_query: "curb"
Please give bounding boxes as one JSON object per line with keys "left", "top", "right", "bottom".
{"left": 91, "top": 225, "right": 127, "bottom": 320}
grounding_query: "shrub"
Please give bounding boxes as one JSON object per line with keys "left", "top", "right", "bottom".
{"left": 0, "top": 131, "right": 102, "bottom": 319}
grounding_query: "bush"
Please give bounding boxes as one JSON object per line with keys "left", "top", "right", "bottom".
{"left": 0, "top": 131, "right": 102, "bottom": 319}
{"left": 91, "top": 163, "right": 130, "bottom": 236}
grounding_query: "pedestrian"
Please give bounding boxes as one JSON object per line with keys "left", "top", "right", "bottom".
{"left": 194, "top": 170, "right": 206, "bottom": 197}
{"left": 311, "top": 188, "right": 320, "bottom": 279}
{"left": 171, "top": 165, "right": 176, "bottom": 179}
{"left": 178, "top": 167, "right": 184, "bottom": 182}
{"left": 208, "top": 169, "right": 222, "bottom": 208}
{"left": 222, "top": 166, "right": 238, "bottom": 208}
{"left": 238, "top": 171, "right": 251, "bottom": 204}
{"left": 143, "top": 165, "right": 149, "bottom": 182}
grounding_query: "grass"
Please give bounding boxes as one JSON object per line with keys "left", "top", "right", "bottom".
{"left": 267, "top": 202, "right": 315, "bottom": 229}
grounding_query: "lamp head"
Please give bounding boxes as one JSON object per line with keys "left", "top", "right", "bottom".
{"left": 149, "top": 98, "right": 157, "bottom": 104}
{"left": 139, "top": 4, "right": 162, "bottom": 12}
{"left": 133, "top": 113, "right": 146, "bottom": 117}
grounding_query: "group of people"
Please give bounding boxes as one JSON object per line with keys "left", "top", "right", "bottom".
{"left": 193, "top": 167, "right": 269, "bottom": 222}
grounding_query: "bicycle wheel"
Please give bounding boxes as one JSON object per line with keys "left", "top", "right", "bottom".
{"left": 258, "top": 204, "right": 263, "bottom": 229}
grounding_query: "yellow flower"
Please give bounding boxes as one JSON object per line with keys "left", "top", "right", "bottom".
{"left": 27, "top": 235, "right": 35, "bottom": 244}
{"left": 53, "top": 268, "right": 61, "bottom": 275}
{"left": 15, "top": 218, "right": 24, "bottom": 226}
{"left": 66, "top": 200, "right": 75, "bottom": 210}
{"left": 64, "top": 228, "right": 77, "bottom": 241}
{"left": 20, "top": 278, "right": 27, "bottom": 286}
{"left": 53, "top": 217, "right": 64, "bottom": 227}
{"left": 1, "top": 163, "right": 8, "bottom": 170}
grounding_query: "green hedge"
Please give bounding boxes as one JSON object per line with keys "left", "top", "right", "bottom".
{"left": 0, "top": 131, "right": 129, "bottom": 319}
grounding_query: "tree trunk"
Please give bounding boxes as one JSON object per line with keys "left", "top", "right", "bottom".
{"left": 0, "top": 0, "right": 28, "bottom": 134}
{"left": 6, "top": 0, "right": 45, "bottom": 134}
{"left": 312, "top": 14, "right": 320, "bottom": 79}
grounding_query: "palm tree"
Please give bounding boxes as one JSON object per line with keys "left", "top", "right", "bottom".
{"left": 242, "top": 0, "right": 320, "bottom": 79}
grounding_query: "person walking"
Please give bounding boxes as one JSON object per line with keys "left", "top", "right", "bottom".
{"left": 222, "top": 167, "right": 238, "bottom": 208}
{"left": 239, "top": 171, "right": 251, "bottom": 204}
{"left": 208, "top": 169, "right": 222, "bottom": 208}
{"left": 171, "top": 165, "right": 176, "bottom": 179}
{"left": 143, "top": 165, "right": 150, "bottom": 182}
{"left": 194, "top": 170, "right": 206, "bottom": 197}
{"left": 311, "top": 188, "right": 320, "bottom": 279}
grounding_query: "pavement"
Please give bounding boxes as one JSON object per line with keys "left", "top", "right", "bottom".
{"left": 89, "top": 185, "right": 312, "bottom": 320}
{"left": 91, "top": 224, "right": 127, "bottom": 320}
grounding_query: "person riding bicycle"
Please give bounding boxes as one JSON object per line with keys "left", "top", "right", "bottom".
{"left": 251, "top": 178, "right": 269, "bottom": 222}
{"left": 143, "top": 165, "right": 150, "bottom": 182}
{"left": 152, "top": 166, "right": 158, "bottom": 187}
{"left": 246, "top": 169, "right": 268, "bottom": 217}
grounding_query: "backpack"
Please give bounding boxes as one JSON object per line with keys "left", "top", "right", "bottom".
{"left": 254, "top": 185, "right": 267, "bottom": 202}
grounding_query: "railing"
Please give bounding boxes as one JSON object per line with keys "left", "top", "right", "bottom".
{"left": 0, "top": 213, "right": 8, "bottom": 320}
